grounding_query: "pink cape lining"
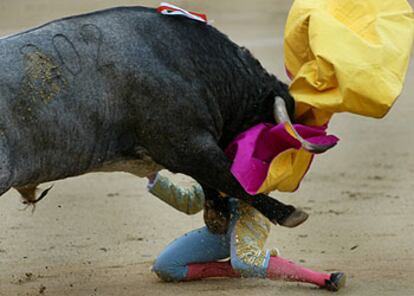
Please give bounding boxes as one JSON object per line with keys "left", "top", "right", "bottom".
{"left": 225, "top": 123, "right": 339, "bottom": 195}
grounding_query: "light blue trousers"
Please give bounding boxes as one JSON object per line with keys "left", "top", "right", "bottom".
{"left": 153, "top": 200, "right": 271, "bottom": 281}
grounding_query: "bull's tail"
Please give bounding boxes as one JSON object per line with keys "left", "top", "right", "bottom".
{"left": 16, "top": 185, "right": 54, "bottom": 213}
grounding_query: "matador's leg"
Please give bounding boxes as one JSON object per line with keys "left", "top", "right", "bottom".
{"left": 152, "top": 226, "right": 235, "bottom": 282}
{"left": 229, "top": 200, "right": 346, "bottom": 291}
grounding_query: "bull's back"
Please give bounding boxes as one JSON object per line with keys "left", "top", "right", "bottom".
{"left": 0, "top": 7, "right": 161, "bottom": 186}
{"left": 0, "top": 6, "right": 270, "bottom": 188}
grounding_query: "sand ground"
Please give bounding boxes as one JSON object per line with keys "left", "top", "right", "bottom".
{"left": 0, "top": 1, "right": 413, "bottom": 295}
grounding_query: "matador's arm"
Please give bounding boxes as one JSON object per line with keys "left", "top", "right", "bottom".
{"left": 148, "top": 173, "right": 205, "bottom": 215}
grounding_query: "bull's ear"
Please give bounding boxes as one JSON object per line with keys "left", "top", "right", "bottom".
{"left": 273, "top": 96, "right": 336, "bottom": 154}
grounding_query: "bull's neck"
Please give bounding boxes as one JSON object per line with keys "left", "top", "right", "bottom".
{"left": 217, "top": 78, "right": 277, "bottom": 149}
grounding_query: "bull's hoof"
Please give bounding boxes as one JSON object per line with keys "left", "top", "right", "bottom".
{"left": 322, "top": 272, "right": 347, "bottom": 292}
{"left": 278, "top": 208, "right": 308, "bottom": 228}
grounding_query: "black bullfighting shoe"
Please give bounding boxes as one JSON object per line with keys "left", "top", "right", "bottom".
{"left": 322, "top": 272, "right": 347, "bottom": 292}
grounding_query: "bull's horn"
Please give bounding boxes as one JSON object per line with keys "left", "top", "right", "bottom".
{"left": 273, "top": 96, "right": 336, "bottom": 154}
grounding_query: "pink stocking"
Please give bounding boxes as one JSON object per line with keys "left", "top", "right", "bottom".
{"left": 267, "top": 256, "right": 330, "bottom": 287}
{"left": 185, "top": 261, "right": 241, "bottom": 281}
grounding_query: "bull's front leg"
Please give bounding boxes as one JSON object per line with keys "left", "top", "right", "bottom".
{"left": 161, "top": 133, "right": 308, "bottom": 234}
{"left": 201, "top": 185, "right": 307, "bottom": 235}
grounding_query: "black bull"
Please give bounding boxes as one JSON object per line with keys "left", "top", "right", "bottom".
{"left": 0, "top": 6, "right": 307, "bottom": 232}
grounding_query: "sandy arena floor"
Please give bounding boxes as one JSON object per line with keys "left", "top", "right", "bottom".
{"left": 0, "top": 1, "right": 413, "bottom": 295}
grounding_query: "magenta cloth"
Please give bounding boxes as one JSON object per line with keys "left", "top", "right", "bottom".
{"left": 225, "top": 123, "right": 339, "bottom": 194}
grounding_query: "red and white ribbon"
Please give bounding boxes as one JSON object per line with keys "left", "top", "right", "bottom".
{"left": 157, "top": 2, "right": 209, "bottom": 24}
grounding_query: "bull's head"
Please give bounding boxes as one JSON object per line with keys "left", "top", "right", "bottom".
{"left": 273, "top": 96, "right": 336, "bottom": 154}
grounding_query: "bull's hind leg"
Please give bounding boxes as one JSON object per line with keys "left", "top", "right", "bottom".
{"left": 162, "top": 134, "right": 308, "bottom": 233}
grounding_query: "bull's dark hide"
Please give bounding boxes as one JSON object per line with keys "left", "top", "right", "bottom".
{"left": 0, "top": 7, "right": 298, "bottom": 232}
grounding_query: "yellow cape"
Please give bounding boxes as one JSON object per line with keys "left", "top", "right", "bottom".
{"left": 285, "top": 0, "right": 414, "bottom": 126}
{"left": 258, "top": 0, "right": 414, "bottom": 194}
